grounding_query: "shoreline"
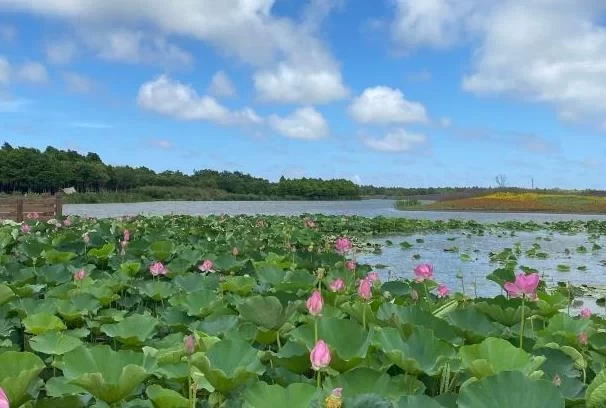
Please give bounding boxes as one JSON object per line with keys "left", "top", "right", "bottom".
{"left": 396, "top": 206, "right": 606, "bottom": 216}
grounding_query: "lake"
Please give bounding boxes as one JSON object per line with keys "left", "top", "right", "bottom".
{"left": 64, "top": 199, "right": 606, "bottom": 222}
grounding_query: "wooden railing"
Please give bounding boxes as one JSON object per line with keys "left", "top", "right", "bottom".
{"left": 0, "top": 194, "right": 63, "bottom": 222}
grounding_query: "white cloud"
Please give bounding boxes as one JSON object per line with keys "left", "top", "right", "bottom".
{"left": 364, "top": 129, "right": 426, "bottom": 152}
{"left": 439, "top": 117, "right": 452, "bottom": 127}
{"left": 268, "top": 107, "right": 329, "bottom": 140}
{"left": 0, "top": 0, "right": 347, "bottom": 105}
{"left": 391, "top": 0, "right": 606, "bottom": 126}
{"left": 45, "top": 40, "right": 77, "bottom": 64}
{"left": 348, "top": 86, "right": 428, "bottom": 124}
{"left": 138, "top": 75, "right": 262, "bottom": 126}
{"left": 63, "top": 72, "right": 96, "bottom": 93}
{"left": 88, "top": 29, "right": 194, "bottom": 68}
{"left": 254, "top": 62, "right": 348, "bottom": 104}
{"left": 17, "top": 62, "right": 48, "bottom": 83}
{"left": 208, "top": 71, "right": 236, "bottom": 98}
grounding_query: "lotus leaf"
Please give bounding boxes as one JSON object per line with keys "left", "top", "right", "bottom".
{"left": 236, "top": 295, "right": 297, "bottom": 330}
{"left": 22, "top": 312, "right": 66, "bottom": 335}
{"left": 0, "top": 351, "right": 45, "bottom": 406}
{"left": 61, "top": 345, "right": 157, "bottom": 404}
{"left": 146, "top": 385, "right": 188, "bottom": 408}
{"left": 243, "top": 382, "right": 317, "bottom": 408}
{"left": 100, "top": 313, "right": 159, "bottom": 345}
{"left": 192, "top": 338, "right": 264, "bottom": 392}
{"left": 29, "top": 332, "right": 82, "bottom": 355}
{"left": 457, "top": 371, "right": 564, "bottom": 408}
{"left": 460, "top": 337, "right": 545, "bottom": 379}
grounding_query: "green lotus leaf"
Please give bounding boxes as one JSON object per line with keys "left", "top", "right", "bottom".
{"left": 45, "top": 376, "right": 88, "bottom": 397}
{"left": 220, "top": 275, "right": 256, "bottom": 295}
{"left": 254, "top": 263, "right": 284, "bottom": 286}
{"left": 56, "top": 294, "right": 101, "bottom": 321}
{"left": 534, "top": 347, "right": 584, "bottom": 401}
{"left": 289, "top": 317, "right": 371, "bottom": 371}
{"left": 460, "top": 337, "right": 545, "bottom": 379}
{"left": 458, "top": 371, "right": 564, "bottom": 408}
{"left": 149, "top": 240, "right": 174, "bottom": 261}
{"left": 42, "top": 249, "right": 77, "bottom": 264}
{"left": 80, "top": 284, "right": 119, "bottom": 305}
{"left": 22, "top": 312, "right": 66, "bottom": 335}
{"left": 87, "top": 243, "right": 115, "bottom": 259}
{"left": 0, "top": 351, "right": 46, "bottom": 406}
{"left": 136, "top": 280, "right": 174, "bottom": 300}
{"left": 190, "top": 314, "right": 238, "bottom": 336}
{"left": 192, "top": 338, "right": 264, "bottom": 393}
{"left": 173, "top": 274, "right": 219, "bottom": 293}
{"left": 0, "top": 283, "right": 15, "bottom": 305}
{"left": 169, "top": 289, "right": 219, "bottom": 317}
{"left": 376, "top": 303, "right": 462, "bottom": 345}
{"left": 120, "top": 261, "right": 142, "bottom": 276}
{"left": 345, "top": 394, "right": 394, "bottom": 408}
{"left": 270, "top": 341, "right": 310, "bottom": 374}
{"left": 475, "top": 297, "right": 523, "bottom": 326}
{"left": 446, "top": 308, "right": 502, "bottom": 340}
{"left": 586, "top": 368, "right": 606, "bottom": 408}
{"left": 100, "top": 314, "right": 159, "bottom": 345}
{"left": 236, "top": 295, "right": 297, "bottom": 330}
{"left": 544, "top": 314, "right": 591, "bottom": 337}
{"left": 34, "top": 395, "right": 90, "bottom": 408}
{"left": 275, "top": 270, "right": 315, "bottom": 291}
{"left": 29, "top": 332, "right": 82, "bottom": 355}
{"left": 324, "top": 367, "right": 425, "bottom": 401}
{"left": 243, "top": 382, "right": 317, "bottom": 408}
{"left": 373, "top": 326, "right": 456, "bottom": 375}
{"left": 61, "top": 345, "right": 157, "bottom": 404}
{"left": 398, "top": 395, "right": 446, "bottom": 408}
{"left": 145, "top": 384, "right": 188, "bottom": 408}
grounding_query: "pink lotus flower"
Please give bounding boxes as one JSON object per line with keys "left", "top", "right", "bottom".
{"left": 329, "top": 278, "right": 345, "bottom": 292}
{"left": 82, "top": 233, "right": 90, "bottom": 244}
{"left": 366, "top": 272, "right": 380, "bottom": 283}
{"left": 232, "top": 247, "right": 239, "bottom": 256}
{"left": 414, "top": 264, "right": 434, "bottom": 282}
{"left": 198, "top": 259, "right": 214, "bottom": 273}
{"left": 345, "top": 260, "right": 356, "bottom": 271}
{"left": 63, "top": 218, "right": 72, "bottom": 227}
{"left": 74, "top": 269, "right": 86, "bottom": 281}
{"left": 578, "top": 332, "right": 588, "bottom": 345}
{"left": 306, "top": 290, "right": 324, "bottom": 316}
{"left": 310, "top": 339, "right": 331, "bottom": 370}
{"left": 123, "top": 229, "right": 130, "bottom": 242}
{"left": 504, "top": 273, "right": 540, "bottom": 299}
{"left": 580, "top": 307, "right": 592, "bottom": 318}
{"left": 437, "top": 284, "right": 450, "bottom": 298}
{"left": 335, "top": 237, "right": 352, "bottom": 254}
{"left": 183, "top": 335, "right": 196, "bottom": 354}
{"left": 358, "top": 278, "right": 372, "bottom": 300}
{"left": 20, "top": 224, "right": 31, "bottom": 234}
{"left": 0, "top": 387, "right": 8, "bottom": 408}
{"left": 149, "top": 262, "right": 167, "bottom": 277}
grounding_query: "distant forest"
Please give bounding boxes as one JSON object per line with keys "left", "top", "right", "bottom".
{"left": 1, "top": 143, "right": 601, "bottom": 203}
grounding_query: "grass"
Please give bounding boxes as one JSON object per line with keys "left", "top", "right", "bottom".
{"left": 396, "top": 191, "right": 606, "bottom": 214}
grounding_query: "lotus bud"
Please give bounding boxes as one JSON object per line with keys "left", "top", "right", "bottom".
{"left": 183, "top": 335, "right": 196, "bottom": 355}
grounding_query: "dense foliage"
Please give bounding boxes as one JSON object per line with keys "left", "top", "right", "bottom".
{"left": 0, "top": 214, "right": 606, "bottom": 406}
{"left": 0, "top": 144, "right": 360, "bottom": 200}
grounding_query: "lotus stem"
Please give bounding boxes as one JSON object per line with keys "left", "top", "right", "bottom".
{"left": 276, "top": 330, "right": 282, "bottom": 349}
{"left": 316, "top": 370, "right": 322, "bottom": 389}
{"left": 314, "top": 318, "right": 318, "bottom": 343}
{"left": 362, "top": 304, "right": 367, "bottom": 330}
{"left": 519, "top": 295, "right": 526, "bottom": 349}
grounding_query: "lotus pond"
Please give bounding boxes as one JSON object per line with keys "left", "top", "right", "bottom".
{"left": 2, "top": 215, "right": 606, "bottom": 407}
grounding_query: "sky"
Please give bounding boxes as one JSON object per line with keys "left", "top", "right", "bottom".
{"left": 1, "top": 0, "right": 606, "bottom": 189}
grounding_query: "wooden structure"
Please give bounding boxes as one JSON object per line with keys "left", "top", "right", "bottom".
{"left": 0, "top": 194, "right": 63, "bottom": 222}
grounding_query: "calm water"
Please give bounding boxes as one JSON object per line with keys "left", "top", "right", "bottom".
{"left": 65, "top": 199, "right": 606, "bottom": 222}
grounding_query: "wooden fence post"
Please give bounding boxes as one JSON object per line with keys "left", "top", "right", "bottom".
{"left": 55, "top": 192, "right": 63, "bottom": 219}
{"left": 16, "top": 197, "right": 24, "bottom": 222}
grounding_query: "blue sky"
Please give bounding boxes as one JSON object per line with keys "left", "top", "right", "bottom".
{"left": 1, "top": 0, "right": 606, "bottom": 189}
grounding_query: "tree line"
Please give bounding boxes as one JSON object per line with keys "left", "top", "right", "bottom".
{"left": 0, "top": 143, "right": 361, "bottom": 200}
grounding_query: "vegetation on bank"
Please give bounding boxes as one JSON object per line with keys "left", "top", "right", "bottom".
{"left": 0, "top": 214, "right": 605, "bottom": 406}
{"left": 397, "top": 192, "right": 606, "bottom": 214}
